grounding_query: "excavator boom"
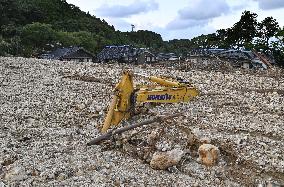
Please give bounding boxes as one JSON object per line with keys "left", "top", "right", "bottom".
{"left": 136, "top": 86, "right": 199, "bottom": 103}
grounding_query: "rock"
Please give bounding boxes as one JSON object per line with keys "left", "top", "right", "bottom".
{"left": 4, "top": 166, "right": 28, "bottom": 181}
{"left": 147, "top": 131, "right": 159, "bottom": 146}
{"left": 150, "top": 148, "right": 184, "bottom": 170}
{"left": 0, "top": 182, "right": 6, "bottom": 187}
{"left": 198, "top": 144, "right": 219, "bottom": 166}
{"left": 265, "top": 181, "right": 282, "bottom": 187}
{"left": 199, "top": 137, "right": 211, "bottom": 144}
{"left": 75, "top": 169, "right": 84, "bottom": 176}
{"left": 76, "top": 103, "right": 86, "bottom": 111}
{"left": 167, "top": 166, "right": 179, "bottom": 173}
{"left": 57, "top": 173, "right": 67, "bottom": 181}
{"left": 105, "top": 164, "right": 111, "bottom": 169}
{"left": 215, "top": 178, "right": 221, "bottom": 184}
{"left": 193, "top": 182, "right": 200, "bottom": 187}
{"left": 156, "top": 141, "right": 171, "bottom": 151}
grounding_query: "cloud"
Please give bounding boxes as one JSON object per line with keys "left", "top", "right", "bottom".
{"left": 166, "top": 0, "right": 230, "bottom": 30}
{"left": 178, "top": 0, "right": 230, "bottom": 20}
{"left": 95, "top": 0, "right": 159, "bottom": 18}
{"left": 105, "top": 18, "right": 132, "bottom": 32}
{"left": 231, "top": 4, "right": 247, "bottom": 11}
{"left": 154, "top": 24, "right": 216, "bottom": 40}
{"left": 253, "top": 0, "right": 284, "bottom": 10}
{"left": 166, "top": 19, "right": 208, "bottom": 30}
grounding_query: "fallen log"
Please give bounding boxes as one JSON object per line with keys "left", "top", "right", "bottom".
{"left": 87, "top": 113, "right": 182, "bottom": 146}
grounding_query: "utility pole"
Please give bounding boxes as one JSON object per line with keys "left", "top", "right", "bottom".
{"left": 131, "top": 24, "right": 135, "bottom": 32}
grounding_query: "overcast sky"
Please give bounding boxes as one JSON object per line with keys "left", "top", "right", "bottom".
{"left": 66, "top": 0, "right": 284, "bottom": 41}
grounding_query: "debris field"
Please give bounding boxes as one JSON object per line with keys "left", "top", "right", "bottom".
{"left": 0, "top": 57, "right": 283, "bottom": 186}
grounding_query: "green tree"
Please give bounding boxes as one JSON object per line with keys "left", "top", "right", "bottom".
{"left": 0, "top": 0, "right": 20, "bottom": 26}
{"left": 231, "top": 11, "right": 258, "bottom": 48}
{"left": 191, "top": 34, "right": 217, "bottom": 49}
{"left": 271, "top": 27, "right": 284, "bottom": 66}
{"left": 1, "top": 24, "right": 19, "bottom": 38}
{"left": 125, "top": 30, "right": 163, "bottom": 49}
{"left": 71, "top": 31, "right": 98, "bottom": 52}
{"left": 56, "top": 31, "right": 101, "bottom": 53}
{"left": 216, "top": 29, "right": 229, "bottom": 48}
{"left": 21, "top": 22, "right": 57, "bottom": 55}
{"left": 258, "top": 17, "right": 279, "bottom": 48}
{"left": 0, "top": 36, "right": 10, "bottom": 56}
{"left": 56, "top": 31, "right": 79, "bottom": 47}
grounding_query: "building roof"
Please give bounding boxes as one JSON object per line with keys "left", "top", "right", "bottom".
{"left": 97, "top": 45, "right": 152, "bottom": 62}
{"left": 40, "top": 47, "right": 94, "bottom": 60}
{"left": 156, "top": 52, "right": 178, "bottom": 60}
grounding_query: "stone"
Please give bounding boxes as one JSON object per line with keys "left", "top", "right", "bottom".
{"left": 199, "top": 137, "right": 211, "bottom": 144}
{"left": 156, "top": 142, "right": 171, "bottom": 151}
{"left": 150, "top": 148, "right": 184, "bottom": 170}
{"left": 147, "top": 131, "right": 159, "bottom": 146}
{"left": 4, "top": 166, "right": 28, "bottom": 181}
{"left": 0, "top": 182, "right": 6, "bottom": 187}
{"left": 198, "top": 144, "right": 220, "bottom": 166}
{"left": 76, "top": 103, "right": 86, "bottom": 111}
{"left": 57, "top": 173, "right": 67, "bottom": 181}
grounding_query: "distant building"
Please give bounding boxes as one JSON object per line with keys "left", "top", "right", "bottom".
{"left": 188, "top": 48, "right": 273, "bottom": 69}
{"left": 97, "top": 45, "right": 156, "bottom": 64}
{"left": 156, "top": 53, "right": 179, "bottom": 61}
{"left": 137, "top": 51, "right": 156, "bottom": 64}
{"left": 189, "top": 49, "right": 226, "bottom": 57}
{"left": 40, "top": 47, "right": 94, "bottom": 62}
{"left": 242, "top": 61, "right": 252, "bottom": 69}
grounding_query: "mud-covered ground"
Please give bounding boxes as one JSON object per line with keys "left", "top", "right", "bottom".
{"left": 0, "top": 57, "right": 283, "bottom": 186}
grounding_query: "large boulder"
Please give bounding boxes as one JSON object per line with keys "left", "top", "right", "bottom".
{"left": 198, "top": 144, "right": 220, "bottom": 166}
{"left": 150, "top": 148, "right": 184, "bottom": 170}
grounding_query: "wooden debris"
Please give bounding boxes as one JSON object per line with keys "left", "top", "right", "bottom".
{"left": 87, "top": 113, "right": 182, "bottom": 146}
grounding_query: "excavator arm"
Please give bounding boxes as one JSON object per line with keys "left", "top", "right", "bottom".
{"left": 101, "top": 71, "right": 199, "bottom": 133}
{"left": 101, "top": 71, "right": 134, "bottom": 132}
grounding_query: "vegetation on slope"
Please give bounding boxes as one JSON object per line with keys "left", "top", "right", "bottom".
{"left": 0, "top": 0, "right": 162, "bottom": 56}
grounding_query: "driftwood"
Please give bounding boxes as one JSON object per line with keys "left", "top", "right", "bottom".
{"left": 87, "top": 113, "right": 182, "bottom": 146}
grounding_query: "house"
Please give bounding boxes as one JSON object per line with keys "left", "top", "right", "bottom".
{"left": 188, "top": 49, "right": 226, "bottom": 57}
{"left": 188, "top": 49, "right": 273, "bottom": 70}
{"left": 40, "top": 47, "right": 94, "bottom": 62}
{"left": 218, "top": 50, "right": 251, "bottom": 60}
{"left": 156, "top": 53, "right": 179, "bottom": 61}
{"left": 156, "top": 53, "right": 167, "bottom": 61}
{"left": 97, "top": 45, "right": 156, "bottom": 64}
{"left": 137, "top": 51, "right": 156, "bottom": 64}
{"left": 242, "top": 61, "right": 252, "bottom": 69}
{"left": 97, "top": 45, "right": 129, "bottom": 63}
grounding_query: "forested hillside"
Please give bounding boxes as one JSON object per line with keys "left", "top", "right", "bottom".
{"left": 0, "top": 0, "right": 283, "bottom": 65}
{"left": 0, "top": 0, "right": 163, "bottom": 56}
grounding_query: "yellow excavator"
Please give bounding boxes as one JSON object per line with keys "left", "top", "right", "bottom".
{"left": 101, "top": 70, "right": 199, "bottom": 133}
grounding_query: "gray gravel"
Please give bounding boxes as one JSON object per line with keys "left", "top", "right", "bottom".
{"left": 0, "top": 57, "right": 283, "bottom": 186}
